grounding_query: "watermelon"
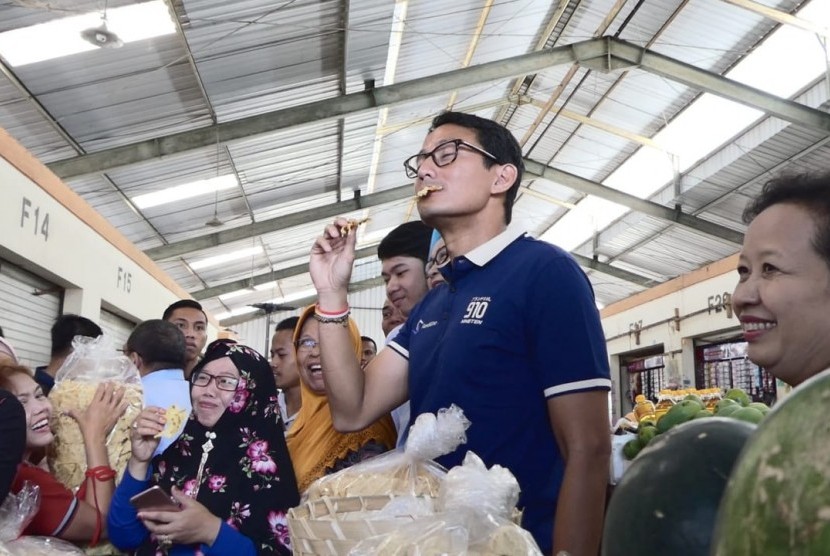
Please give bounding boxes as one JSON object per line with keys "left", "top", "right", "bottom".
{"left": 602, "top": 418, "right": 755, "bottom": 556}
{"left": 712, "top": 369, "right": 830, "bottom": 555}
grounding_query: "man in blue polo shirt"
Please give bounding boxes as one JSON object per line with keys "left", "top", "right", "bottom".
{"left": 309, "top": 111, "right": 611, "bottom": 555}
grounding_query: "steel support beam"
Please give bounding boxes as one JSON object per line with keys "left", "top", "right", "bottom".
{"left": 523, "top": 160, "right": 746, "bottom": 244}
{"left": 197, "top": 241, "right": 651, "bottom": 305}
{"left": 145, "top": 184, "right": 413, "bottom": 261}
{"left": 219, "top": 275, "right": 384, "bottom": 326}
{"left": 150, "top": 158, "right": 743, "bottom": 266}
{"left": 600, "top": 38, "right": 830, "bottom": 134}
{"left": 192, "top": 245, "right": 379, "bottom": 300}
{"left": 47, "top": 44, "right": 584, "bottom": 179}
{"left": 47, "top": 37, "right": 830, "bottom": 181}
{"left": 195, "top": 242, "right": 654, "bottom": 301}
{"left": 720, "top": 0, "right": 830, "bottom": 37}
{"left": 570, "top": 253, "right": 656, "bottom": 287}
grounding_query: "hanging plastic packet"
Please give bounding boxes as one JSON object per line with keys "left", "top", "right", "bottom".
{"left": 304, "top": 404, "right": 471, "bottom": 500}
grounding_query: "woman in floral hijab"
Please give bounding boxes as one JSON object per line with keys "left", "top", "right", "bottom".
{"left": 108, "top": 340, "right": 299, "bottom": 555}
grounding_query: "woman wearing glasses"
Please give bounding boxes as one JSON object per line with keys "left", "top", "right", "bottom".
{"left": 286, "top": 305, "right": 397, "bottom": 493}
{"left": 108, "top": 340, "right": 299, "bottom": 555}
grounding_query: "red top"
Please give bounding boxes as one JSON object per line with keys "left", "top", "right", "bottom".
{"left": 12, "top": 463, "right": 77, "bottom": 537}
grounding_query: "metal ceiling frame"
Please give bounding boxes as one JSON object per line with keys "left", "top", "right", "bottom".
{"left": 33, "top": 34, "right": 823, "bottom": 298}
{"left": 46, "top": 37, "right": 830, "bottom": 180}
{"left": 218, "top": 275, "right": 385, "bottom": 327}
{"left": 584, "top": 38, "right": 830, "bottom": 133}
{"left": 205, "top": 247, "right": 655, "bottom": 319}
{"left": 146, "top": 158, "right": 743, "bottom": 264}
{"left": 47, "top": 42, "right": 585, "bottom": 178}
{"left": 190, "top": 234, "right": 656, "bottom": 302}
{"left": 522, "top": 160, "right": 745, "bottom": 244}
{"left": 145, "top": 183, "right": 413, "bottom": 260}
{"left": 192, "top": 245, "right": 380, "bottom": 299}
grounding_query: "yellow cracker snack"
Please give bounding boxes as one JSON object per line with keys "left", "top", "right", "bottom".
{"left": 338, "top": 217, "right": 370, "bottom": 236}
{"left": 154, "top": 404, "right": 187, "bottom": 439}
{"left": 415, "top": 185, "right": 442, "bottom": 199}
{"left": 48, "top": 379, "right": 143, "bottom": 489}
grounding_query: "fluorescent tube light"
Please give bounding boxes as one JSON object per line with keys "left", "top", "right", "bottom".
{"left": 133, "top": 175, "right": 238, "bottom": 209}
{"left": 190, "top": 246, "right": 262, "bottom": 271}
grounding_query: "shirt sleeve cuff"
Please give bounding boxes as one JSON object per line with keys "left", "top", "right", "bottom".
{"left": 119, "top": 470, "right": 152, "bottom": 495}
{"left": 203, "top": 522, "right": 256, "bottom": 556}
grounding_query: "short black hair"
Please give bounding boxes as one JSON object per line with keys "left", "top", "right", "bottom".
{"left": 126, "top": 320, "right": 186, "bottom": 372}
{"left": 275, "top": 316, "right": 299, "bottom": 333}
{"left": 377, "top": 221, "right": 433, "bottom": 263}
{"left": 743, "top": 172, "right": 830, "bottom": 270}
{"left": 429, "top": 111, "right": 525, "bottom": 225}
{"left": 162, "top": 299, "right": 208, "bottom": 323}
{"left": 360, "top": 336, "right": 377, "bottom": 351}
{"left": 51, "top": 315, "right": 103, "bottom": 357}
{"left": 0, "top": 325, "right": 4, "bottom": 337}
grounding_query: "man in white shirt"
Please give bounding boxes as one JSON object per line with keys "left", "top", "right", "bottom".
{"left": 162, "top": 300, "right": 208, "bottom": 380}
{"left": 270, "top": 316, "right": 301, "bottom": 431}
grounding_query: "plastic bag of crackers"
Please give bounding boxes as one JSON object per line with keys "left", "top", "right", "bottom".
{"left": 47, "top": 335, "right": 143, "bottom": 490}
{"left": 304, "top": 404, "right": 471, "bottom": 501}
{"left": 349, "top": 452, "right": 541, "bottom": 556}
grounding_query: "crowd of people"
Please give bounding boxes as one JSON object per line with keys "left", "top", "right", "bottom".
{"left": 0, "top": 110, "right": 828, "bottom": 555}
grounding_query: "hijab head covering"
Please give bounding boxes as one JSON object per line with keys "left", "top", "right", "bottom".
{"left": 142, "top": 340, "right": 299, "bottom": 555}
{"left": 286, "top": 305, "right": 397, "bottom": 493}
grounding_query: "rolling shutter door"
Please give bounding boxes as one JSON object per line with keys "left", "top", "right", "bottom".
{"left": 99, "top": 308, "right": 136, "bottom": 352}
{"left": 0, "top": 259, "right": 62, "bottom": 368}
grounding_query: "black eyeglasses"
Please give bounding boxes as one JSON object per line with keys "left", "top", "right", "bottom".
{"left": 403, "top": 139, "right": 498, "bottom": 179}
{"left": 191, "top": 372, "right": 240, "bottom": 391}
{"left": 294, "top": 337, "right": 319, "bottom": 351}
{"left": 426, "top": 245, "right": 450, "bottom": 270}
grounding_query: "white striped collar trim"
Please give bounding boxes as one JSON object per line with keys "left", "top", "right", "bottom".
{"left": 464, "top": 225, "right": 526, "bottom": 267}
{"left": 544, "top": 378, "right": 612, "bottom": 398}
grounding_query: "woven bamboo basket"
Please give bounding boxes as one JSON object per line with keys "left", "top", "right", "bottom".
{"left": 287, "top": 495, "right": 437, "bottom": 556}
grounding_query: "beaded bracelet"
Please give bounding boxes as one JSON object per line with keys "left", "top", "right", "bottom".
{"left": 312, "top": 311, "right": 350, "bottom": 326}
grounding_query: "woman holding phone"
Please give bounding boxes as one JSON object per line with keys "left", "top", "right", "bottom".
{"left": 108, "top": 340, "right": 299, "bottom": 555}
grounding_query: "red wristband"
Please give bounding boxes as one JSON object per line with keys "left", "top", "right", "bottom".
{"left": 76, "top": 465, "right": 116, "bottom": 547}
{"left": 315, "top": 303, "right": 349, "bottom": 316}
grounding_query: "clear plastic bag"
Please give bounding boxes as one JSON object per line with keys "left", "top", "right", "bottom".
{"left": 0, "top": 536, "right": 86, "bottom": 555}
{"left": 438, "top": 451, "right": 520, "bottom": 524}
{"left": 0, "top": 481, "right": 40, "bottom": 542}
{"left": 348, "top": 511, "right": 541, "bottom": 556}
{"left": 47, "top": 335, "right": 143, "bottom": 489}
{"left": 304, "top": 405, "right": 470, "bottom": 500}
{"left": 348, "top": 451, "right": 542, "bottom": 556}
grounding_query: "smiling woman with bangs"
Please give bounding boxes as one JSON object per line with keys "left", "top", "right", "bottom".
{"left": 0, "top": 364, "right": 126, "bottom": 544}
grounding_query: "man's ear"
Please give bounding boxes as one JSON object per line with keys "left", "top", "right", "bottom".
{"left": 491, "top": 163, "right": 518, "bottom": 195}
{"left": 128, "top": 351, "right": 142, "bottom": 370}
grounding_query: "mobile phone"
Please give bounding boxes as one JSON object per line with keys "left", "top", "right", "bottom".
{"left": 129, "top": 485, "right": 181, "bottom": 512}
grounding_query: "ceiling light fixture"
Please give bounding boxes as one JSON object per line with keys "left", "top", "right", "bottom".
{"left": 80, "top": 0, "right": 122, "bottom": 49}
{"left": 0, "top": 0, "right": 175, "bottom": 66}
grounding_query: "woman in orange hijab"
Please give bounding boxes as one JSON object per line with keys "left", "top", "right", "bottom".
{"left": 286, "top": 305, "right": 397, "bottom": 493}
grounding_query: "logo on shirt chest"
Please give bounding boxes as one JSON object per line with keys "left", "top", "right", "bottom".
{"left": 414, "top": 319, "right": 439, "bottom": 333}
{"left": 460, "top": 296, "right": 491, "bottom": 325}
